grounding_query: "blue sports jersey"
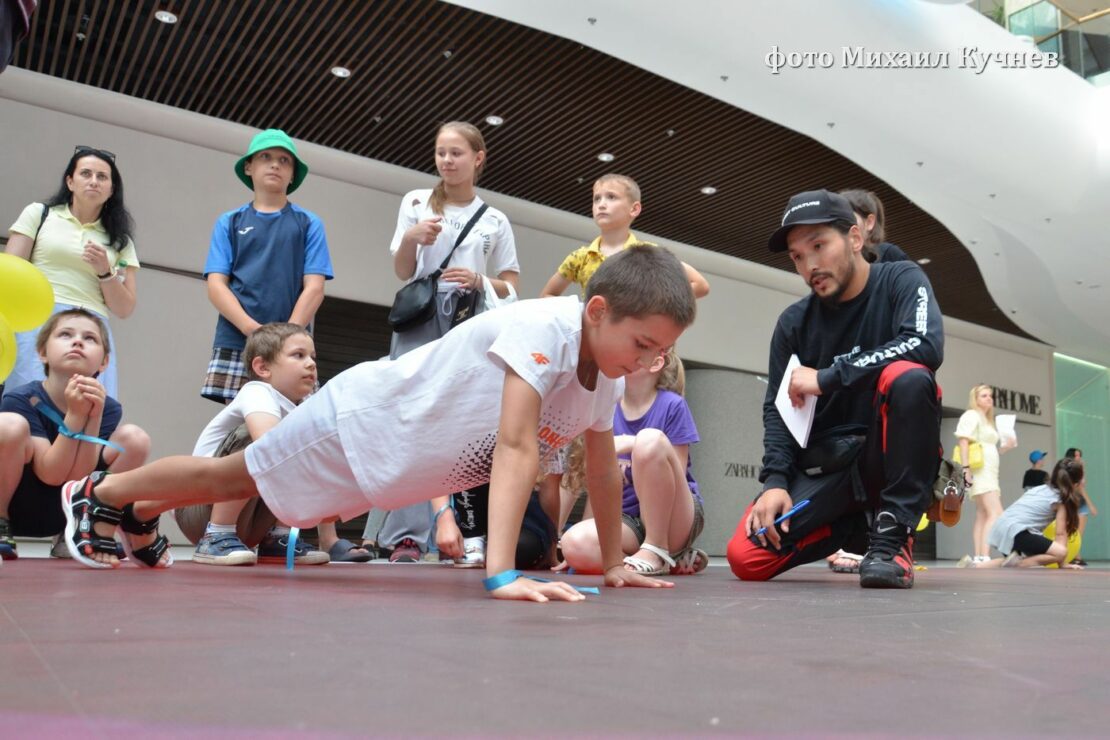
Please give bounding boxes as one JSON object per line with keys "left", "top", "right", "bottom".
{"left": 203, "top": 203, "right": 334, "bottom": 351}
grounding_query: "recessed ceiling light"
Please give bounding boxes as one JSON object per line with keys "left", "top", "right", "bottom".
{"left": 485, "top": 115, "right": 504, "bottom": 126}
{"left": 917, "top": 257, "right": 932, "bottom": 265}
{"left": 700, "top": 186, "right": 718, "bottom": 195}
{"left": 665, "top": 129, "right": 676, "bottom": 137}
{"left": 597, "top": 152, "right": 615, "bottom": 163}
{"left": 443, "top": 50, "right": 453, "bottom": 59}
{"left": 154, "top": 10, "right": 177, "bottom": 24}
{"left": 330, "top": 66, "right": 351, "bottom": 78}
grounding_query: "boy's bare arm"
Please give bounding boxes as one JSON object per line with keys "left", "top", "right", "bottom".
{"left": 288, "top": 274, "right": 326, "bottom": 328}
{"left": 206, "top": 274, "right": 260, "bottom": 336}
{"left": 487, "top": 370, "right": 583, "bottom": 602}
{"left": 539, "top": 272, "right": 571, "bottom": 298}
{"left": 681, "top": 261, "right": 711, "bottom": 298}
{"left": 486, "top": 372, "right": 542, "bottom": 576}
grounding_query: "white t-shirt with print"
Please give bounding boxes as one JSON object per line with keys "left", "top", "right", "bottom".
{"left": 324, "top": 296, "right": 622, "bottom": 509}
{"left": 193, "top": 381, "right": 296, "bottom": 456}
{"left": 390, "top": 189, "right": 519, "bottom": 292}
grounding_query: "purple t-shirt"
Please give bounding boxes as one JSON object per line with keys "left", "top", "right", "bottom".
{"left": 614, "top": 389, "right": 701, "bottom": 517}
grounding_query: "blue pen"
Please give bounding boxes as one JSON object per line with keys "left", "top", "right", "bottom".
{"left": 754, "top": 499, "right": 811, "bottom": 536}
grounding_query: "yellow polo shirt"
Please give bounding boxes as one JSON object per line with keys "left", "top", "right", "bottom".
{"left": 556, "top": 232, "right": 656, "bottom": 291}
{"left": 10, "top": 202, "right": 140, "bottom": 317}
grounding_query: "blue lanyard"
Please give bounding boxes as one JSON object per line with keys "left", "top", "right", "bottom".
{"left": 30, "top": 397, "right": 125, "bottom": 454}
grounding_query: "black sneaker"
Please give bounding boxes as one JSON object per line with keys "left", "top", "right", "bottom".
{"left": 859, "top": 511, "right": 915, "bottom": 589}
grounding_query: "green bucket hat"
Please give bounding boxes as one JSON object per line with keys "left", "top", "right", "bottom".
{"left": 234, "top": 129, "right": 309, "bottom": 194}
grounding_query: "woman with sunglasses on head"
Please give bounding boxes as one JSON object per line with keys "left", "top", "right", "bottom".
{"left": 3, "top": 146, "right": 138, "bottom": 398}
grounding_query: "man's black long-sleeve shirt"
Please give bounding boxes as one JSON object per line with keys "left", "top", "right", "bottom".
{"left": 760, "top": 261, "right": 944, "bottom": 493}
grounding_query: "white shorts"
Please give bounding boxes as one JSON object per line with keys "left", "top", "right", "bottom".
{"left": 244, "top": 388, "right": 371, "bottom": 528}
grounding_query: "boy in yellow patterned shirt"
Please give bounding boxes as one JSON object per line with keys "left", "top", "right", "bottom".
{"left": 540, "top": 174, "right": 710, "bottom": 298}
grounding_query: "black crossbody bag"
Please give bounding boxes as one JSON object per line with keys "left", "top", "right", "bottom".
{"left": 387, "top": 203, "right": 489, "bottom": 332}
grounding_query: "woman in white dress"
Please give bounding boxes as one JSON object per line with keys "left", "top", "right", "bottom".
{"left": 955, "top": 384, "right": 1012, "bottom": 563}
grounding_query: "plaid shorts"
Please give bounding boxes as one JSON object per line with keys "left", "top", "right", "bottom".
{"left": 201, "top": 347, "right": 248, "bottom": 404}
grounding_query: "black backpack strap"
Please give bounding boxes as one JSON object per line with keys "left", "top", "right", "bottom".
{"left": 436, "top": 203, "right": 489, "bottom": 273}
{"left": 29, "top": 203, "right": 49, "bottom": 259}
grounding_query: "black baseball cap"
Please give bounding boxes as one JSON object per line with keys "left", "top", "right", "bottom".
{"left": 767, "top": 189, "right": 858, "bottom": 252}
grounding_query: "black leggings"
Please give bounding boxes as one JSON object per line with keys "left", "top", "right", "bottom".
{"left": 453, "top": 484, "right": 556, "bottom": 569}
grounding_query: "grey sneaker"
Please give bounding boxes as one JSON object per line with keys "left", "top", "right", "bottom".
{"left": 257, "top": 532, "right": 329, "bottom": 565}
{"left": 193, "top": 531, "right": 257, "bottom": 566}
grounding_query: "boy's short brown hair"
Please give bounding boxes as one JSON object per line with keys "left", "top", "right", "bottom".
{"left": 594, "top": 173, "right": 641, "bottom": 203}
{"left": 586, "top": 244, "right": 696, "bottom": 328}
{"left": 244, "top": 322, "right": 312, "bottom": 381}
{"left": 35, "top": 308, "right": 111, "bottom": 375}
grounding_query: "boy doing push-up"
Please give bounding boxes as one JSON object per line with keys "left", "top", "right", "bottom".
{"left": 61, "top": 246, "right": 696, "bottom": 602}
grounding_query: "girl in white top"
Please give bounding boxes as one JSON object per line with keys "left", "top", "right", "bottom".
{"left": 955, "top": 384, "right": 1013, "bottom": 563}
{"left": 371, "top": 121, "right": 520, "bottom": 559}
{"left": 388, "top": 121, "right": 520, "bottom": 358}
{"left": 5, "top": 147, "right": 140, "bottom": 398}
{"left": 976, "top": 457, "right": 1086, "bottom": 569}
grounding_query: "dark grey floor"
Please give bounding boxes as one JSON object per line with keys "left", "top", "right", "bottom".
{"left": 1, "top": 558, "right": 1108, "bottom": 737}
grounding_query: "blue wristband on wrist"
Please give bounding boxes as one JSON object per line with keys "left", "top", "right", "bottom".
{"left": 434, "top": 503, "right": 453, "bottom": 521}
{"left": 482, "top": 568, "right": 600, "bottom": 595}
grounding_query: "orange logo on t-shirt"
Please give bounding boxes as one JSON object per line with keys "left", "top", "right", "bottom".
{"left": 531, "top": 353, "right": 550, "bottom": 365}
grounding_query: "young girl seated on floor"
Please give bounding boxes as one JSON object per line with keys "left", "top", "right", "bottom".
{"left": 968, "top": 456, "right": 1086, "bottom": 569}
{"left": 558, "top": 348, "right": 707, "bottom": 575}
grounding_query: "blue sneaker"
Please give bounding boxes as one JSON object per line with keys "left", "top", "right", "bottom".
{"left": 193, "top": 531, "right": 257, "bottom": 566}
{"left": 257, "top": 532, "right": 329, "bottom": 565}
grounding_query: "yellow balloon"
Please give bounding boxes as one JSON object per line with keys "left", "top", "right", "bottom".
{"left": 0, "top": 253, "right": 55, "bottom": 332}
{"left": 916, "top": 513, "right": 930, "bottom": 532}
{"left": 1042, "top": 521, "right": 1081, "bottom": 568}
{"left": 0, "top": 312, "right": 16, "bottom": 384}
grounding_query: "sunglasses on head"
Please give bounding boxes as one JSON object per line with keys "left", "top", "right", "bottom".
{"left": 74, "top": 145, "right": 116, "bottom": 163}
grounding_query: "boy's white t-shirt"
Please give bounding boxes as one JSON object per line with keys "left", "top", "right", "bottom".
{"left": 390, "top": 189, "right": 519, "bottom": 291}
{"left": 324, "top": 296, "right": 622, "bottom": 509}
{"left": 193, "top": 381, "right": 296, "bottom": 456}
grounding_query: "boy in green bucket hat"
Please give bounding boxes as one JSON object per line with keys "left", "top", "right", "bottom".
{"left": 198, "top": 128, "right": 343, "bottom": 566}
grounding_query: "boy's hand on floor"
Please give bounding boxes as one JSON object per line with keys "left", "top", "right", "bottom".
{"left": 489, "top": 577, "right": 585, "bottom": 603}
{"left": 605, "top": 565, "right": 674, "bottom": 589}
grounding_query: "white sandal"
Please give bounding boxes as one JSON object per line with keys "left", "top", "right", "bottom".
{"left": 623, "top": 543, "right": 676, "bottom": 576}
{"left": 670, "top": 547, "right": 709, "bottom": 575}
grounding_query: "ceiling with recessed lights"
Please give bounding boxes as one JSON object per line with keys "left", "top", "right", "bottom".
{"left": 11, "top": 0, "right": 1036, "bottom": 337}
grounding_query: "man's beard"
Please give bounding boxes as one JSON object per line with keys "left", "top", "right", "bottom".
{"left": 813, "top": 258, "right": 855, "bottom": 307}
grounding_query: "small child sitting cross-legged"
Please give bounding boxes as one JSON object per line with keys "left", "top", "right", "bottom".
{"left": 558, "top": 348, "right": 708, "bottom": 576}
{"left": 178, "top": 322, "right": 359, "bottom": 566}
{"left": 0, "top": 309, "right": 150, "bottom": 563}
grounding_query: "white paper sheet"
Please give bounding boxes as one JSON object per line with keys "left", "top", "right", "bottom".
{"left": 775, "top": 354, "right": 817, "bottom": 448}
{"left": 996, "top": 413, "right": 1017, "bottom": 448}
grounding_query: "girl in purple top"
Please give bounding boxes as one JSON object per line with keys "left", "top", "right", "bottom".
{"left": 559, "top": 348, "right": 707, "bottom": 576}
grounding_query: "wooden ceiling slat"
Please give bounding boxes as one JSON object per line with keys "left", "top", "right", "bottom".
{"left": 70, "top": 0, "right": 104, "bottom": 84}
{"left": 221, "top": 3, "right": 316, "bottom": 125}
{"left": 144, "top": 0, "right": 201, "bottom": 104}
{"left": 138, "top": 0, "right": 190, "bottom": 102}
{"left": 116, "top": 3, "right": 161, "bottom": 96}
{"left": 328, "top": 2, "right": 476, "bottom": 154}
{"left": 84, "top": 0, "right": 118, "bottom": 88}
{"left": 47, "top": 0, "right": 74, "bottom": 79}
{"left": 176, "top": 1, "right": 250, "bottom": 111}
{"left": 102, "top": 0, "right": 144, "bottom": 91}
{"left": 209, "top": 1, "right": 288, "bottom": 122}
{"left": 59, "top": 0, "right": 88, "bottom": 81}
{"left": 306, "top": 2, "right": 421, "bottom": 149}
{"left": 191, "top": 1, "right": 271, "bottom": 115}
{"left": 256, "top": 1, "right": 380, "bottom": 136}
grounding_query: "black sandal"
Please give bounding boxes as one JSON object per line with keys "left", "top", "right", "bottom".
{"left": 61, "top": 472, "right": 124, "bottom": 569}
{"left": 119, "top": 504, "right": 174, "bottom": 568}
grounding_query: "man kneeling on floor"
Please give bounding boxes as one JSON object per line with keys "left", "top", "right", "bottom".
{"left": 727, "top": 190, "right": 944, "bottom": 589}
